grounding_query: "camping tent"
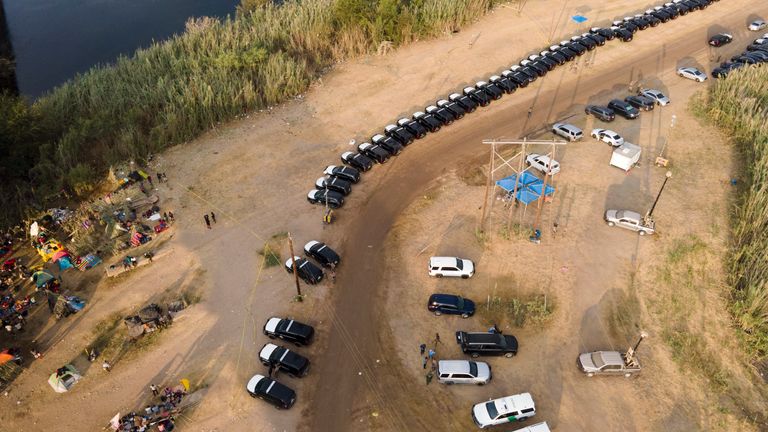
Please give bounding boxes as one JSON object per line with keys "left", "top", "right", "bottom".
{"left": 48, "top": 364, "right": 81, "bottom": 393}
{"left": 495, "top": 171, "right": 555, "bottom": 205}
{"left": 31, "top": 270, "right": 55, "bottom": 289}
{"left": 610, "top": 142, "right": 642, "bottom": 171}
{"left": 38, "top": 240, "right": 64, "bottom": 262}
{"left": 76, "top": 254, "right": 102, "bottom": 271}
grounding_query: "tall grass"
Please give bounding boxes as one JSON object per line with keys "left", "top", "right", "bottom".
{"left": 700, "top": 66, "right": 768, "bottom": 358}
{"left": 0, "top": 0, "right": 508, "bottom": 226}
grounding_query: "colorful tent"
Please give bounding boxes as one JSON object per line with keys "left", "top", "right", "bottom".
{"left": 76, "top": 254, "right": 102, "bottom": 271}
{"left": 495, "top": 172, "right": 556, "bottom": 205}
{"left": 48, "top": 364, "right": 81, "bottom": 393}
{"left": 38, "top": 240, "right": 64, "bottom": 262}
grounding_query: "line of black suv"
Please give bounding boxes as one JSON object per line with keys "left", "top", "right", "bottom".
{"left": 307, "top": 0, "right": 720, "bottom": 212}
{"left": 713, "top": 39, "right": 768, "bottom": 79}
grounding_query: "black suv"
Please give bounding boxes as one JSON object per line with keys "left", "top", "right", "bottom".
{"left": 413, "top": 111, "right": 442, "bottom": 132}
{"left": 303, "top": 240, "right": 340, "bottom": 268}
{"left": 384, "top": 124, "right": 415, "bottom": 145}
{"left": 589, "top": 27, "right": 615, "bottom": 41}
{"left": 263, "top": 317, "right": 315, "bottom": 346}
{"left": 437, "top": 99, "right": 467, "bottom": 118}
{"left": 246, "top": 375, "right": 296, "bottom": 409}
{"left": 427, "top": 294, "right": 476, "bottom": 318}
{"left": 585, "top": 105, "right": 615, "bottom": 122}
{"left": 284, "top": 256, "right": 323, "bottom": 285}
{"left": 456, "top": 331, "right": 519, "bottom": 358}
{"left": 489, "top": 76, "right": 517, "bottom": 94}
{"left": 463, "top": 86, "right": 491, "bottom": 107}
{"left": 449, "top": 93, "right": 478, "bottom": 113}
{"left": 324, "top": 165, "right": 359, "bottom": 183}
{"left": 397, "top": 118, "right": 428, "bottom": 138}
{"left": 426, "top": 105, "right": 456, "bottom": 125}
{"left": 608, "top": 99, "right": 640, "bottom": 119}
{"left": 625, "top": 95, "right": 655, "bottom": 111}
{"left": 259, "top": 343, "right": 310, "bottom": 377}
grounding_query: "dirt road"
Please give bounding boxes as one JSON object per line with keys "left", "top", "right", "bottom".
{"left": 309, "top": 1, "right": 768, "bottom": 431}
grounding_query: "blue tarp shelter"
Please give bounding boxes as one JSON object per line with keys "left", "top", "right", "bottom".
{"left": 495, "top": 172, "right": 555, "bottom": 205}
{"left": 572, "top": 15, "right": 588, "bottom": 23}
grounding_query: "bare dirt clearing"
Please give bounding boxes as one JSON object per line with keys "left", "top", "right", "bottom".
{"left": 1, "top": 0, "right": 767, "bottom": 431}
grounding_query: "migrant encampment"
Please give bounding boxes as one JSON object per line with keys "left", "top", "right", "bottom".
{"left": 124, "top": 304, "right": 172, "bottom": 338}
{"left": 48, "top": 364, "right": 81, "bottom": 393}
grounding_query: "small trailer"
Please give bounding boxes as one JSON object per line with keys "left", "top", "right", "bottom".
{"left": 610, "top": 142, "right": 641, "bottom": 171}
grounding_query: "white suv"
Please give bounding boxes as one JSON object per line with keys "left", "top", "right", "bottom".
{"left": 472, "top": 392, "right": 536, "bottom": 428}
{"left": 437, "top": 360, "right": 491, "bottom": 385}
{"left": 526, "top": 154, "right": 560, "bottom": 175}
{"left": 552, "top": 123, "right": 582, "bottom": 141}
{"left": 428, "top": 256, "right": 474, "bottom": 278}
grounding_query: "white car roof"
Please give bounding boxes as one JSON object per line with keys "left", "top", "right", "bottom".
{"left": 430, "top": 256, "right": 461, "bottom": 267}
{"left": 358, "top": 142, "right": 372, "bottom": 149}
{"left": 372, "top": 134, "right": 385, "bottom": 140}
{"left": 284, "top": 256, "right": 301, "bottom": 268}
{"left": 437, "top": 99, "right": 449, "bottom": 104}
{"left": 463, "top": 87, "right": 475, "bottom": 92}
{"left": 265, "top": 317, "right": 282, "bottom": 333}
{"left": 384, "top": 124, "right": 396, "bottom": 131}
{"left": 615, "top": 209, "right": 642, "bottom": 221}
{"left": 426, "top": 105, "right": 438, "bottom": 111}
{"left": 449, "top": 93, "right": 461, "bottom": 98}
{"left": 476, "top": 81, "right": 487, "bottom": 86}
{"left": 259, "top": 343, "right": 279, "bottom": 360}
{"left": 555, "top": 123, "right": 581, "bottom": 133}
{"left": 498, "top": 392, "right": 535, "bottom": 415}
{"left": 438, "top": 360, "right": 473, "bottom": 374}
{"left": 490, "top": 75, "right": 501, "bottom": 81}
{"left": 246, "top": 374, "right": 266, "bottom": 393}
{"left": 413, "top": 111, "right": 425, "bottom": 117}
{"left": 510, "top": 422, "right": 551, "bottom": 432}
{"left": 315, "top": 177, "right": 326, "bottom": 187}
{"left": 307, "top": 190, "right": 319, "bottom": 199}
{"left": 324, "top": 166, "right": 337, "bottom": 174}
{"left": 304, "top": 240, "right": 320, "bottom": 251}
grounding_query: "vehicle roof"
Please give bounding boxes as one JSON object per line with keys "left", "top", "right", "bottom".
{"left": 555, "top": 123, "right": 581, "bottom": 132}
{"left": 304, "top": 240, "right": 320, "bottom": 250}
{"left": 615, "top": 209, "right": 642, "bottom": 220}
{"left": 426, "top": 105, "right": 438, "bottom": 111}
{"left": 511, "top": 422, "right": 551, "bottom": 432}
{"left": 495, "top": 392, "right": 535, "bottom": 414}
{"left": 438, "top": 360, "right": 472, "bottom": 374}
{"left": 246, "top": 374, "right": 266, "bottom": 393}
{"left": 259, "top": 343, "right": 279, "bottom": 360}
{"left": 265, "top": 317, "right": 282, "bottom": 333}
{"left": 430, "top": 256, "right": 461, "bottom": 266}
{"left": 284, "top": 256, "right": 302, "bottom": 268}
{"left": 372, "top": 134, "right": 385, "bottom": 140}
{"left": 463, "top": 86, "right": 476, "bottom": 92}
{"left": 430, "top": 293, "right": 461, "bottom": 305}
{"left": 595, "top": 351, "right": 625, "bottom": 366}
{"left": 413, "top": 111, "right": 425, "bottom": 117}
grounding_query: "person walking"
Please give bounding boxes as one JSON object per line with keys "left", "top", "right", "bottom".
{"left": 419, "top": 343, "right": 426, "bottom": 356}
{"left": 102, "top": 360, "right": 112, "bottom": 372}
{"left": 422, "top": 356, "right": 428, "bottom": 369}
{"left": 204, "top": 214, "right": 211, "bottom": 229}
{"left": 210, "top": 212, "right": 216, "bottom": 224}
{"left": 428, "top": 349, "right": 436, "bottom": 360}
{"left": 168, "top": 211, "right": 174, "bottom": 222}
{"left": 434, "top": 332, "right": 441, "bottom": 345}
{"left": 150, "top": 384, "right": 159, "bottom": 397}
{"left": 425, "top": 372, "right": 433, "bottom": 385}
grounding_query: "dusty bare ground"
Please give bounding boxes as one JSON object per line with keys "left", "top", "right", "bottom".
{"left": 0, "top": 0, "right": 766, "bottom": 431}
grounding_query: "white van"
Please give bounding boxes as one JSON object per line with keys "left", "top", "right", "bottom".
{"left": 510, "top": 422, "right": 551, "bottom": 432}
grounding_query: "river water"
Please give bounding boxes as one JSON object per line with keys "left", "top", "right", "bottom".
{"left": 4, "top": 0, "right": 239, "bottom": 98}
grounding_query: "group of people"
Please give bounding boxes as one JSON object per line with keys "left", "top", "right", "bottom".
{"left": 421, "top": 333, "right": 442, "bottom": 385}
{"left": 203, "top": 212, "right": 216, "bottom": 229}
{"left": 113, "top": 385, "right": 187, "bottom": 432}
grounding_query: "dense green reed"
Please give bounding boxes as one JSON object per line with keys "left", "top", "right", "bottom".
{"left": 0, "top": 0, "right": 508, "bottom": 226}
{"left": 700, "top": 66, "right": 768, "bottom": 358}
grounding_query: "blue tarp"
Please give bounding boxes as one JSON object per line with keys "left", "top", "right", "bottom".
{"left": 572, "top": 15, "right": 588, "bottom": 23}
{"left": 495, "top": 171, "right": 555, "bottom": 205}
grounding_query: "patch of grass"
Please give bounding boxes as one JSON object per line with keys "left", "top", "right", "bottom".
{"left": 664, "top": 330, "right": 730, "bottom": 392}
{"left": 259, "top": 244, "right": 282, "bottom": 268}
{"left": 458, "top": 165, "right": 487, "bottom": 186}
{"left": 605, "top": 271, "right": 642, "bottom": 339}
{"left": 477, "top": 293, "right": 554, "bottom": 328}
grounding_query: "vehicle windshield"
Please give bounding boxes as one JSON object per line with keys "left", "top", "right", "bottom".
{"left": 469, "top": 361, "right": 478, "bottom": 377}
{"left": 615, "top": 210, "right": 625, "bottom": 219}
{"left": 591, "top": 352, "right": 606, "bottom": 368}
{"left": 485, "top": 401, "right": 499, "bottom": 420}
{"left": 456, "top": 259, "right": 464, "bottom": 270}
{"left": 457, "top": 297, "right": 465, "bottom": 309}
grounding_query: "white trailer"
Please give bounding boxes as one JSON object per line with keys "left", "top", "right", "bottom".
{"left": 610, "top": 142, "right": 641, "bottom": 171}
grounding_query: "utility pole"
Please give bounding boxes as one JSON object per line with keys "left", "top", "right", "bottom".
{"left": 479, "top": 143, "right": 495, "bottom": 232}
{"left": 646, "top": 171, "right": 672, "bottom": 221}
{"left": 533, "top": 142, "right": 556, "bottom": 235}
{"left": 287, "top": 232, "right": 302, "bottom": 301}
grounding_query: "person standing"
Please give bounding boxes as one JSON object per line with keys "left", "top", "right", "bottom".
{"left": 422, "top": 356, "right": 428, "bottom": 369}
{"left": 102, "top": 360, "right": 112, "bottom": 372}
{"left": 419, "top": 343, "right": 426, "bottom": 356}
{"left": 168, "top": 211, "right": 174, "bottom": 222}
{"left": 150, "top": 384, "right": 159, "bottom": 397}
{"left": 204, "top": 214, "right": 211, "bottom": 229}
{"left": 210, "top": 212, "right": 216, "bottom": 224}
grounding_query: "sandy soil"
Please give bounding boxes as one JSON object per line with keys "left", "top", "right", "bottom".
{"left": 0, "top": 0, "right": 766, "bottom": 431}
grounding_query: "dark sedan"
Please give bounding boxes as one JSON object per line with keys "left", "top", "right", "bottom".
{"left": 384, "top": 124, "right": 415, "bottom": 145}
{"left": 709, "top": 33, "right": 733, "bottom": 47}
{"left": 315, "top": 175, "right": 352, "bottom": 195}
{"left": 397, "top": 118, "right": 428, "bottom": 138}
{"left": 589, "top": 27, "right": 615, "bottom": 41}
{"left": 324, "top": 165, "right": 359, "bottom": 183}
{"left": 426, "top": 105, "right": 457, "bottom": 125}
{"left": 246, "top": 375, "right": 295, "bottom": 409}
{"left": 428, "top": 294, "right": 476, "bottom": 318}
{"left": 263, "top": 317, "right": 315, "bottom": 346}
{"left": 259, "top": 343, "right": 310, "bottom": 378}
{"left": 712, "top": 62, "right": 743, "bottom": 78}
{"left": 608, "top": 99, "right": 640, "bottom": 119}
{"left": 307, "top": 188, "right": 344, "bottom": 209}
{"left": 449, "top": 93, "right": 478, "bottom": 113}
{"left": 413, "top": 111, "right": 442, "bottom": 132}
{"left": 285, "top": 256, "right": 324, "bottom": 284}
{"left": 463, "top": 87, "right": 491, "bottom": 107}
{"left": 476, "top": 81, "right": 504, "bottom": 100}
{"left": 585, "top": 105, "right": 615, "bottom": 122}
{"left": 437, "top": 99, "right": 468, "bottom": 118}
{"left": 340, "top": 151, "right": 373, "bottom": 171}
{"left": 372, "top": 134, "right": 403, "bottom": 155}
{"left": 303, "top": 240, "right": 340, "bottom": 267}
{"left": 625, "top": 95, "right": 655, "bottom": 111}
{"left": 357, "top": 142, "right": 390, "bottom": 164}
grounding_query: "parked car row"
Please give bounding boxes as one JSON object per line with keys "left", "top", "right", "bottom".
{"left": 283, "top": 240, "right": 340, "bottom": 285}
{"left": 712, "top": 35, "right": 768, "bottom": 79}
{"left": 307, "top": 0, "right": 717, "bottom": 214}
{"left": 247, "top": 317, "right": 317, "bottom": 409}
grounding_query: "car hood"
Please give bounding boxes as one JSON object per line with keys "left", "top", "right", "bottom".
{"left": 472, "top": 402, "right": 493, "bottom": 426}
{"left": 463, "top": 298, "right": 476, "bottom": 313}
{"left": 476, "top": 361, "right": 492, "bottom": 381}
{"left": 462, "top": 259, "right": 475, "bottom": 275}
{"left": 578, "top": 353, "right": 598, "bottom": 371}
{"left": 605, "top": 209, "right": 618, "bottom": 220}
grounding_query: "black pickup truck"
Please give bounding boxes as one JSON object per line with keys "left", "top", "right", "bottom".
{"left": 456, "top": 331, "right": 518, "bottom": 358}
